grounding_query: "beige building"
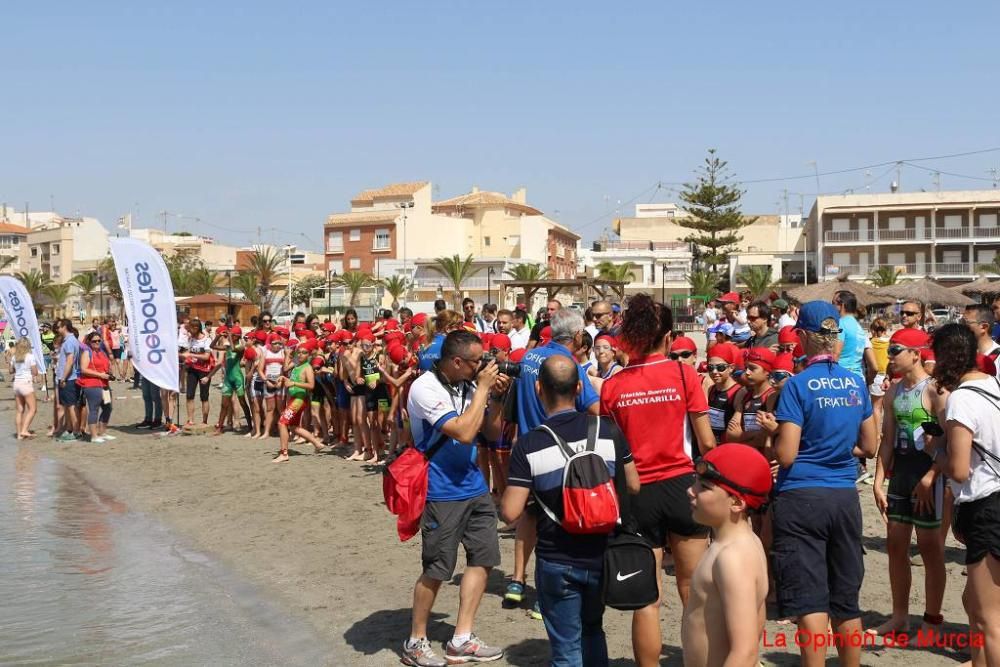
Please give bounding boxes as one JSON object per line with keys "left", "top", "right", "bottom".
{"left": 131, "top": 228, "right": 240, "bottom": 271}
{"left": 0, "top": 223, "right": 30, "bottom": 273}
{"left": 614, "top": 204, "right": 812, "bottom": 288}
{"left": 324, "top": 181, "right": 580, "bottom": 307}
{"left": 809, "top": 190, "right": 1000, "bottom": 283}
{"left": 579, "top": 240, "right": 693, "bottom": 303}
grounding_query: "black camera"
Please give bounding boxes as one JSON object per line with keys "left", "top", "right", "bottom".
{"left": 480, "top": 353, "right": 521, "bottom": 378}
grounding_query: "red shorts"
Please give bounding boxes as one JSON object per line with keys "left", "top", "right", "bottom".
{"left": 279, "top": 398, "right": 306, "bottom": 427}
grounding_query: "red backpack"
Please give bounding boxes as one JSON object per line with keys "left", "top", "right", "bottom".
{"left": 535, "top": 416, "right": 620, "bottom": 535}
{"left": 382, "top": 435, "right": 448, "bottom": 542}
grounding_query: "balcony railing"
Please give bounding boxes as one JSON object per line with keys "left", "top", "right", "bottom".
{"left": 936, "top": 262, "right": 971, "bottom": 275}
{"left": 831, "top": 262, "right": 974, "bottom": 278}
{"left": 825, "top": 226, "right": 1000, "bottom": 243}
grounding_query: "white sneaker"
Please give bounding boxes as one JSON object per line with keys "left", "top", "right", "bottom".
{"left": 92, "top": 436, "right": 107, "bottom": 443}
{"left": 102, "top": 434, "right": 117, "bottom": 441}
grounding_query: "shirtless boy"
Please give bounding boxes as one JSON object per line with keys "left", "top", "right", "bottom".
{"left": 682, "top": 444, "right": 773, "bottom": 667}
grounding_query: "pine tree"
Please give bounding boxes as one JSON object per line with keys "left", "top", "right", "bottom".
{"left": 678, "top": 149, "right": 757, "bottom": 276}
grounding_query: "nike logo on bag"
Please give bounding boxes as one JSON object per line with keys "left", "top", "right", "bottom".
{"left": 616, "top": 570, "right": 641, "bottom": 582}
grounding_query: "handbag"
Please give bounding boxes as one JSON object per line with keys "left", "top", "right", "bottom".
{"left": 602, "top": 527, "right": 658, "bottom": 610}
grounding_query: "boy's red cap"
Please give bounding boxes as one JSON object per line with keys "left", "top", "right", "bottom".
{"left": 491, "top": 333, "right": 511, "bottom": 352}
{"left": 778, "top": 325, "right": 798, "bottom": 345}
{"left": 670, "top": 336, "right": 697, "bottom": 353}
{"left": 772, "top": 352, "right": 794, "bottom": 373}
{"left": 707, "top": 342, "right": 740, "bottom": 366}
{"left": 285, "top": 338, "right": 299, "bottom": 348}
{"left": 744, "top": 347, "right": 776, "bottom": 372}
{"left": 540, "top": 326, "right": 552, "bottom": 342}
{"left": 890, "top": 328, "right": 930, "bottom": 349}
{"left": 322, "top": 321, "right": 336, "bottom": 332}
{"left": 253, "top": 330, "right": 269, "bottom": 343}
{"left": 273, "top": 326, "right": 290, "bottom": 339}
{"left": 388, "top": 344, "right": 409, "bottom": 365}
{"left": 509, "top": 348, "right": 527, "bottom": 363}
{"left": 700, "top": 444, "right": 773, "bottom": 509}
{"left": 216, "top": 325, "right": 229, "bottom": 335}
{"left": 410, "top": 313, "right": 428, "bottom": 327}
{"left": 242, "top": 347, "right": 258, "bottom": 361}
{"left": 229, "top": 326, "right": 242, "bottom": 336}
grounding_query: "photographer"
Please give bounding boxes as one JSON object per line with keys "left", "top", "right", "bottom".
{"left": 403, "top": 331, "right": 511, "bottom": 666}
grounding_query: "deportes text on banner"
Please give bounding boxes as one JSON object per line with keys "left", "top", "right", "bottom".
{"left": 108, "top": 238, "right": 179, "bottom": 392}
{"left": 0, "top": 276, "right": 47, "bottom": 374}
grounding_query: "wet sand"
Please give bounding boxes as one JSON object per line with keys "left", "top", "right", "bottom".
{"left": 6, "top": 385, "right": 973, "bottom": 665}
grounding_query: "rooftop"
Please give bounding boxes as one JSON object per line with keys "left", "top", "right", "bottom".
{"left": 350, "top": 181, "right": 428, "bottom": 205}
{"left": 433, "top": 191, "right": 543, "bottom": 216}
{"left": 325, "top": 210, "right": 401, "bottom": 226}
{"left": 0, "top": 223, "right": 30, "bottom": 235}
{"left": 814, "top": 189, "right": 1000, "bottom": 212}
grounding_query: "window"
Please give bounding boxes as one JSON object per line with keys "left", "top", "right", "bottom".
{"left": 328, "top": 260, "right": 343, "bottom": 275}
{"left": 349, "top": 258, "right": 361, "bottom": 270}
{"left": 374, "top": 229, "right": 391, "bottom": 250}
{"left": 51, "top": 266, "right": 60, "bottom": 278}
{"left": 51, "top": 243, "right": 60, "bottom": 254}
{"left": 31, "top": 247, "right": 38, "bottom": 257}
{"left": 349, "top": 228, "right": 361, "bottom": 242}
{"left": 484, "top": 236, "right": 491, "bottom": 247}
{"left": 326, "top": 231, "right": 343, "bottom": 253}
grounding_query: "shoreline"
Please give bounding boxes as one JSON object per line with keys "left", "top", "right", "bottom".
{"left": 5, "top": 386, "right": 974, "bottom": 665}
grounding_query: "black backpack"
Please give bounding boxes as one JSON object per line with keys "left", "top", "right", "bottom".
{"left": 602, "top": 528, "right": 658, "bottom": 610}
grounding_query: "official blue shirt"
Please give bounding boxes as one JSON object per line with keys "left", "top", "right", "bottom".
{"left": 774, "top": 359, "right": 872, "bottom": 492}
{"left": 407, "top": 371, "right": 488, "bottom": 502}
{"left": 837, "top": 315, "right": 866, "bottom": 378}
{"left": 418, "top": 333, "right": 445, "bottom": 372}
{"left": 515, "top": 342, "right": 599, "bottom": 434}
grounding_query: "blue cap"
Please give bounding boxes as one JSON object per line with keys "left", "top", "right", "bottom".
{"left": 795, "top": 301, "right": 841, "bottom": 334}
{"left": 709, "top": 321, "right": 734, "bottom": 337}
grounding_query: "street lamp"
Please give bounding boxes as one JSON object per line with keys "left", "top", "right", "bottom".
{"left": 225, "top": 269, "right": 233, "bottom": 322}
{"left": 487, "top": 266, "right": 496, "bottom": 306}
{"left": 327, "top": 269, "right": 338, "bottom": 317}
{"left": 660, "top": 262, "right": 665, "bottom": 303}
{"left": 397, "top": 201, "right": 414, "bottom": 304}
{"left": 98, "top": 272, "right": 105, "bottom": 319}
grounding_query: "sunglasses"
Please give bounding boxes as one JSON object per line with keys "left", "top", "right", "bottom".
{"left": 746, "top": 315, "right": 764, "bottom": 322}
{"left": 887, "top": 344, "right": 918, "bottom": 357}
{"left": 706, "top": 363, "right": 730, "bottom": 372}
{"left": 695, "top": 459, "right": 767, "bottom": 499}
{"left": 900, "top": 311, "right": 920, "bottom": 317}
{"left": 261, "top": 319, "right": 272, "bottom": 323}
{"left": 669, "top": 351, "right": 694, "bottom": 360}
{"left": 769, "top": 371, "right": 792, "bottom": 383}
{"left": 592, "top": 311, "right": 611, "bottom": 317}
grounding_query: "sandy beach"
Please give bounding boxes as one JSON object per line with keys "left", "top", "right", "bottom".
{"left": 4, "top": 385, "right": 975, "bottom": 666}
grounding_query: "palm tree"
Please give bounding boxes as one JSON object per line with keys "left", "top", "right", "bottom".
{"left": 97, "top": 257, "right": 122, "bottom": 315}
{"left": 243, "top": 246, "right": 286, "bottom": 311}
{"left": 739, "top": 265, "right": 777, "bottom": 299}
{"left": 687, "top": 269, "right": 719, "bottom": 300}
{"left": 977, "top": 256, "right": 1000, "bottom": 276}
{"left": 187, "top": 267, "right": 218, "bottom": 296}
{"left": 382, "top": 275, "right": 410, "bottom": 310}
{"left": 595, "top": 261, "right": 636, "bottom": 284}
{"left": 429, "top": 254, "right": 478, "bottom": 310}
{"left": 334, "top": 271, "right": 375, "bottom": 306}
{"left": 0, "top": 255, "right": 17, "bottom": 272}
{"left": 231, "top": 271, "right": 260, "bottom": 308}
{"left": 13, "top": 270, "right": 52, "bottom": 314}
{"left": 868, "top": 266, "right": 902, "bottom": 287}
{"left": 504, "top": 263, "right": 549, "bottom": 307}
{"left": 71, "top": 272, "right": 100, "bottom": 320}
{"left": 42, "top": 283, "right": 72, "bottom": 318}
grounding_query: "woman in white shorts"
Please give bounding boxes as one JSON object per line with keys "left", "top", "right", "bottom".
{"left": 9, "top": 337, "right": 39, "bottom": 439}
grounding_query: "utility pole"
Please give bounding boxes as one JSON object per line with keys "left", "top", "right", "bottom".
{"left": 988, "top": 168, "right": 999, "bottom": 189}
{"left": 397, "top": 201, "right": 414, "bottom": 305}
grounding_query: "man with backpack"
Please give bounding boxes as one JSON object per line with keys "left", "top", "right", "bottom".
{"left": 402, "top": 331, "right": 511, "bottom": 667}
{"left": 501, "top": 355, "right": 639, "bottom": 666}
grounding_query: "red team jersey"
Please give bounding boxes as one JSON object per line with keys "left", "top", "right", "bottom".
{"left": 600, "top": 354, "right": 709, "bottom": 485}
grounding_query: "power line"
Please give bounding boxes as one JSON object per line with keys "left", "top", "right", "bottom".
{"left": 901, "top": 161, "right": 997, "bottom": 183}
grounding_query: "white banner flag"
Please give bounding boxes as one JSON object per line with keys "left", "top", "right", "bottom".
{"left": 0, "top": 276, "right": 47, "bottom": 374}
{"left": 109, "top": 238, "right": 179, "bottom": 392}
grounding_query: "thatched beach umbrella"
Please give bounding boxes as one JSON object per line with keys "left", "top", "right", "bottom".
{"left": 786, "top": 277, "right": 879, "bottom": 307}
{"left": 871, "top": 279, "right": 974, "bottom": 307}
{"left": 953, "top": 275, "right": 1000, "bottom": 297}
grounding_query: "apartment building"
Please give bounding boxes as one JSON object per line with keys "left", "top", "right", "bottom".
{"left": 324, "top": 181, "right": 579, "bottom": 306}
{"left": 0, "top": 223, "right": 30, "bottom": 273}
{"left": 579, "top": 240, "right": 693, "bottom": 300}
{"left": 21, "top": 215, "right": 109, "bottom": 282}
{"left": 614, "top": 204, "right": 812, "bottom": 288}
{"left": 809, "top": 190, "right": 1000, "bottom": 283}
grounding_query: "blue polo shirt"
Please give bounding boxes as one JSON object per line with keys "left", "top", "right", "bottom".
{"left": 774, "top": 359, "right": 872, "bottom": 492}
{"left": 407, "top": 371, "right": 487, "bottom": 502}
{"left": 418, "top": 333, "right": 445, "bottom": 372}
{"left": 514, "top": 342, "right": 599, "bottom": 434}
{"left": 837, "top": 315, "right": 866, "bottom": 378}
{"left": 57, "top": 335, "right": 81, "bottom": 381}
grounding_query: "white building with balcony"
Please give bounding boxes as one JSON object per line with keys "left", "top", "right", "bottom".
{"left": 809, "top": 190, "right": 1000, "bottom": 283}
{"left": 579, "top": 240, "right": 693, "bottom": 303}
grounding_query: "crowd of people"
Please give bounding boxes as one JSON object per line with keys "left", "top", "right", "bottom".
{"left": 8, "top": 288, "right": 1000, "bottom": 667}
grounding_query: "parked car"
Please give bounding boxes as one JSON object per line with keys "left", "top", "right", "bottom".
{"left": 273, "top": 311, "right": 295, "bottom": 325}
{"left": 930, "top": 307, "right": 953, "bottom": 324}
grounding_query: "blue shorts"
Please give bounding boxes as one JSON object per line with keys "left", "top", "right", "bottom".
{"left": 335, "top": 380, "right": 350, "bottom": 409}
{"left": 772, "top": 487, "right": 864, "bottom": 620}
{"left": 58, "top": 380, "right": 80, "bottom": 407}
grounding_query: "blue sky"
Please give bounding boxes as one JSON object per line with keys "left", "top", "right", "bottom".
{"left": 2, "top": 2, "right": 999, "bottom": 250}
